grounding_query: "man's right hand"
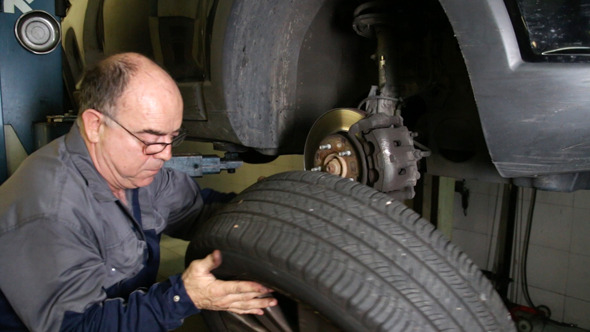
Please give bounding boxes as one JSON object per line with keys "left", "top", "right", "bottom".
{"left": 181, "top": 250, "right": 277, "bottom": 315}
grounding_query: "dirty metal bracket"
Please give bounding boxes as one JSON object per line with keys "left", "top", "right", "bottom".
{"left": 164, "top": 153, "right": 243, "bottom": 177}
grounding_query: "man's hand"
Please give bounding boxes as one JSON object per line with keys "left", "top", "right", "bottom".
{"left": 182, "top": 250, "right": 277, "bottom": 315}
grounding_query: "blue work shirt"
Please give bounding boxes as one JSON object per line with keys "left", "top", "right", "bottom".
{"left": 0, "top": 123, "right": 206, "bottom": 331}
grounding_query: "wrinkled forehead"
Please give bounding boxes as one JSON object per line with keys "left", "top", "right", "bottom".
{"left": 116, "top": 66, "right": 183, "bottom": 125}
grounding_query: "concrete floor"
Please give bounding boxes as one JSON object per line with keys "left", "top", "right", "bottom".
{"left": 533, "top": 322, "right": 590, "bottom": 332}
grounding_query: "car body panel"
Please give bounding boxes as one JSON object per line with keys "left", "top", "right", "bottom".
{"left": 441, "top": 0, "right": 590, "bottom": 178}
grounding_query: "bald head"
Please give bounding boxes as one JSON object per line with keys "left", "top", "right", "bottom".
{"left": 77, "top": 52, "right": 185, "bottom": 194}
{"left": 77, "top": 53, "right": 177, "bottom": 119}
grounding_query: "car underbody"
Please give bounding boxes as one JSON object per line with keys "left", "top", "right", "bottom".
{"left": 59, "top": 0, "right": 590, "bottom": 195}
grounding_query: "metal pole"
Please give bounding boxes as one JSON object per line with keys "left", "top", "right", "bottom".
{"left": 494, "top": 184, "right": 518, "bottom": 300}
{"left": 0, "top": 74, "right": 7, "bottom": 183}
{"left": 374, "top": 26, "right": 397, "bottom": 116}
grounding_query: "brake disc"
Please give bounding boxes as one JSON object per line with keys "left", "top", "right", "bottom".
{"left": 304, "top": 109, "right": 428, "bottom": 200}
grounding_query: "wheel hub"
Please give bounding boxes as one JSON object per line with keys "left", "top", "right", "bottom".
{"left": 305, "top": 108, "right": 428, "bottom": 200}
{"left": 304, "top": 108, "right": 368, "bottom": 182}
{"left": 312, "top": 134, "right": 361, "bottom": 180}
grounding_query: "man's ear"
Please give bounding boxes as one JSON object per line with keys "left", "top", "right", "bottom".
{"left": 81, "top": 109, "right": 103, "bottom": 143}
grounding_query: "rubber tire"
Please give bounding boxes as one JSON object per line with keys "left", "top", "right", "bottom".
{"left": 185, "top": 171, "right": 515, "bottom": 331}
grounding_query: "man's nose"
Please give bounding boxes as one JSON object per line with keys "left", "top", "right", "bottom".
{"left": 154, "top": 144, "right": 173, "bottom": 161}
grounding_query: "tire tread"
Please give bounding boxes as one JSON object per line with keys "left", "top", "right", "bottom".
{"left": 187, "top": 171, "right": 515, "bottom": 332}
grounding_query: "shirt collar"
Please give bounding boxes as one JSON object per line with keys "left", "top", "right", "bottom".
{"left": 65, "top": 123, "right": 118, "bottom": 202}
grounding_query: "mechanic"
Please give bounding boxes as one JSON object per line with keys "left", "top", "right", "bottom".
{"left": 0, "top": 52, "right": 277, "bottom": 331}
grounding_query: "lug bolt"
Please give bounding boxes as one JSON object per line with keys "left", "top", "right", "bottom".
{"left": 338, "top": 150, "right": 352, "bottom": 157}
{"left": 319, "top": 144, "right": 332, "bottom": 150}
{"left": 310, "top": 167, "right": 322, "bottom": 172}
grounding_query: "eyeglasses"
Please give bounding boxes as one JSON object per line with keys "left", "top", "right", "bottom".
{"left": 100, "top": 112, "right": 187, "bottom": 155}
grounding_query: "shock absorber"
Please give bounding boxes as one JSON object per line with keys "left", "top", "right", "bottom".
{"left": 353, "top": 1, "right": 402, "bottom": 116}
{"left": 351, "top": 1, "right": 429, "bottom": 200}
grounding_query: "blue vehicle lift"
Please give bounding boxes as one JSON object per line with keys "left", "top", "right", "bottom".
{"left": 0, "top": 0, "right": 64, "bottom": 183}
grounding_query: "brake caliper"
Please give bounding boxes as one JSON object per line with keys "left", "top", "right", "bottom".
{"left": 349, "top": 113, "right": 427, "bottom": 200}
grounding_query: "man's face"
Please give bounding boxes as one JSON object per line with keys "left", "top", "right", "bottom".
{"left": 97, "top": 67, "right": 184, "bottom": 190}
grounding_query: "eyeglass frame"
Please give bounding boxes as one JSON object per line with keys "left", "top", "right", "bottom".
{"left": 99, "top": 111, "right": 187, "bottom": 155}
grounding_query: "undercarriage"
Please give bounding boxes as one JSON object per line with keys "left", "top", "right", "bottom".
{"left": 304, "top": 1, "right": 429, "bottom": 199}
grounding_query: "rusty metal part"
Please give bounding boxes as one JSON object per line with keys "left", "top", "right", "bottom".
{"left": 312, "top": 134, "right": 360, "bottom": 180}
{"left": 304, "top": 108, "right": 367, "bottom": 181}
{"left": 349, "top": 1, "right": 428, "bottom": 200}
{"left": 348, "top": 113, "right": 428, "bottom": 200}
{"left": 304, "top": 108, "right": 428, "bottom": 200}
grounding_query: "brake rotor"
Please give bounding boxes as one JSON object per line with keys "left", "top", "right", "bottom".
{"left": 304, "top": 108, "right": 367, "bottom": 182}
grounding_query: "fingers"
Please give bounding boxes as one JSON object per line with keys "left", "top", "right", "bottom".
{"left": 183, "top": 250, "right": 277, "bottom": 314}
{"left": 223, "top": 279, "right": 274, "bottom": 295}
{"left": 215, "top": 292, "right": 278, "bottom": 315}
{"left": 206, "top": 279, "right": 275, "bottom": 306}
{"left": 191, "top": 279, "right": 277, "bottom": 314}
{"left": 196, "top": 250, "right": 222, "bottom": 274}
{"left": 212, "top": 250, "right": 222, "bottom": 266}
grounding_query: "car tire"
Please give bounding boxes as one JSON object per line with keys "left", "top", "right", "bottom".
{"left": 185, "top": 171, "right": 515, "bottom": 331}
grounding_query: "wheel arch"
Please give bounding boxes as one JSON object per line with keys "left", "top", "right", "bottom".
{"left": 206, "top": 0, "right": 495, "bottom": 168}
{"left": 203, "top": 0, "right": 376, "bottom": 154}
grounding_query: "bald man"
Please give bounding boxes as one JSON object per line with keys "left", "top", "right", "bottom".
{"left": 0, "top": 53, "right": 276, "bottom": 331}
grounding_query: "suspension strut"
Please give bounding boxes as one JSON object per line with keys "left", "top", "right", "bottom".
{"left": 351, "top": 1, "right": 429, "bottom": 200}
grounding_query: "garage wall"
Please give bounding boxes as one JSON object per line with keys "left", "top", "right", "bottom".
{"left": 183, "top": 142, "right": 590, "bottom": 329}
{"left": 449, "top": 180, "right": 590, "bottom": 330}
